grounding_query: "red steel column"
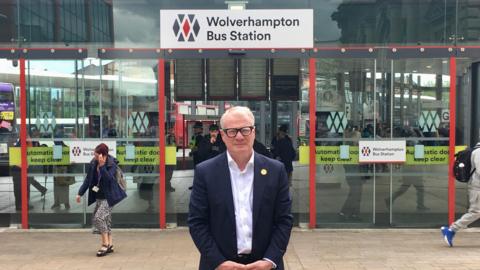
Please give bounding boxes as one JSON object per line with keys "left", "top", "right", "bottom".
{"left": 20, "top": 58, "right": 28, "bottom": 229}
{"left": 158, "top": 58, "right": 166, "bottom": 229}
{"left": 309, "top": 58, "right": 316, "bottom": 228}
{"left": 448, "top": 56, "right": 456, "bottom": 225}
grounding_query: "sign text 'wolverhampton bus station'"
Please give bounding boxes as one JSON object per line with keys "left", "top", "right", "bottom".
{"left": 160, "top": 9, "right": 313, "bottom": 49}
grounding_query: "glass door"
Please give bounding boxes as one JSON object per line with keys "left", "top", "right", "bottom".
{"left": 99, "top": 58, "right": 161, "bottom": 227}
{"left": 25, "top": 59, "right": 85, "bottom": 227}
{"left": 0, "top": 58, "right": 20, "bottom": 225}
{"left": 314, "top": 58, "right": 376, "bottom": 226}
{"left": 386, "top": 58, "right": 450, "bottom": 227}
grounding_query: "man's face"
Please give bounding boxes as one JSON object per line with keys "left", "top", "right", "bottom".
{"left": 220, "top": 111, "right": 255, "bottom": 157}
{"left": 210, "top": 129, "right": 219, "bottom": 138}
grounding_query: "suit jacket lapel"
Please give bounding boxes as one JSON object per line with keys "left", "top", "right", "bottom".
{"left": 218, "top": 153, "right": 236, "bottom": 225}
{"left": 252, "top": 153, "right": 267, "bottom": 230}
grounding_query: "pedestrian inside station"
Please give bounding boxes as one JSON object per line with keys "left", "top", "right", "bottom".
{"left": 0, "top": 1, "right": 480, "bottom": 230}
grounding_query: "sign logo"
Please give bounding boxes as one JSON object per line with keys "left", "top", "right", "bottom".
{"left": 173, "top": 14, "right": 200, "bottom": 42}
{"left": 323, "top": 164, "right": 334, "bottom": 174}
{"left": 72, "top": 146, "right": 81, "bottom": 157}
{"left": 361, "top": 147, "right": 371, "bottom": 157}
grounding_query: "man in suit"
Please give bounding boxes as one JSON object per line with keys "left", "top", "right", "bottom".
{"left": 188, "top": 106, "right": 293, "bottom": 270}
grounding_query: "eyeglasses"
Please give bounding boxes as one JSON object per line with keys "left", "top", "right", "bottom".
{"left": 222, "top": 126, "right": 254, "bottom": 138}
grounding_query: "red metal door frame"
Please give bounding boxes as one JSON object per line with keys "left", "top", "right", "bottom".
{"left": 20, "top": 58, "right": 28, "bottom": 229}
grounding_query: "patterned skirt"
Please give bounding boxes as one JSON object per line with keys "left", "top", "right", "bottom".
{"left": 92, "top": 199, "right": 113, "bottom": 234}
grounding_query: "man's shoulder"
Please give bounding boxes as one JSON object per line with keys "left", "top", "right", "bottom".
{"left": 256, "top": 152, "right": 283, "bottom": 168}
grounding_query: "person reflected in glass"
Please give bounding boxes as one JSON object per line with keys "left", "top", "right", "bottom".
{"left": 189, "top": 121, "right": 205, "bottom": 167}
{"left": 188, "top": 121, "right": 205, "bottom": 190}
{"left": 51, "top": 128, "right": 73, "bottom": 210}
{"left": 385, "top": 127, "right": 429, "bottom": 211}
{"left": 339, "top": 124, "right": 364, "bottom": 221}
{"left": 271, "top": 124, "right": 296, "bottom": 186}
{"left": 11, "top": 132, "right": 48, "bottom": 211}
{"left": 197, "top": 124, "right": 226, "bottom": 164}
{"left": 165, "top": 124, "right": 177, "bottom": 192}
{"left": 76, "top": 143, "right": 127, "bottom": 257}
{"left": 51, "top": 162, "right": 74, "bottom": 210}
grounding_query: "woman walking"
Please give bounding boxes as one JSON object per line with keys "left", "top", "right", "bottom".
{"left": 76, "top": 143, "right": 127, "bottom": 257}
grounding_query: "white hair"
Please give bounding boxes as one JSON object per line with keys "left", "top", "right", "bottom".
{"left": 220, "top": 106, "right": 255, "bottom": 128}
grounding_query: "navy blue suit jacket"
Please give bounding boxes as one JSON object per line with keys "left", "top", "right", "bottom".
{"left": 188, "top": 152, "right": 293, "bottom": 270}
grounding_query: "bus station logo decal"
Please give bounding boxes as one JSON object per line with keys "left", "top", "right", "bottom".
{"left": 361, "top": 147, "right": 371, "bottom": 156}
{"left": 173, "top": 14, "right": 200, "bottom": 42}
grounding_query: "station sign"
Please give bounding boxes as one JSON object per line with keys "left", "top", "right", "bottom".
{"left": 359, "top": 140, "right": 406, "bottom": 163}
{"left": 66, "top": 141, "right": 116, "bottom": 164}
{"left": 160, "top": 9, "right": 313, "bottom": 49}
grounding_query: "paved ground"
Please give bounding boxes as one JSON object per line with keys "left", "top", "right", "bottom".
{"left": 2, "top": 228, "right": 480, "bottom": 270}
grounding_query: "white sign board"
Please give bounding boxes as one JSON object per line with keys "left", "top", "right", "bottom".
{"left": 160, "top": 9, "right": 313, "bottom": 49}
{"left": 358, "top": 140, "right": 406, "bottom": 163}
{"left": 66, "top": 141, "right": 116, "bottom": 164}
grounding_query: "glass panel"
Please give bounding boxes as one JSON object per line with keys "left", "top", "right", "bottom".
{"left": 4, "top": 0, "right": 476, "bottom": 47}
{"left": 453, "top": 58, "right": 475, "bottom": 221}
{"left": 314, "top": 58, "right": 375, "bottom": 226}
{"left": 0, "top": 59, "right": 20, "bottom": 224}
{"left": 112, "top": 0, "right": 458, "bottom": 47}
{"left": 312, "top": 0, "right": 456, "bottom": 46}
{"left": 389, "top": 58, "right": 450, "bottom": 226}
{"left": 457, "top": 0, "right": 480, "bottom": 45}
{"left": 25, "top": 59, "right": 84, "bottom": 227}
{"left": 101, "top": 59, "right": 160, "bottom": 227}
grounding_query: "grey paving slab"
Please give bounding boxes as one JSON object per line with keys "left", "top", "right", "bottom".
{"left": 1, "top": 228, "right": 480, "bottom": 269}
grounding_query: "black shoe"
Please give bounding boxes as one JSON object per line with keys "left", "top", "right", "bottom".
{"left": 107, "top": 245, "right": 114, "bottom": 254}
{"left": 40, "top": 188, "right": 47, "bottom": 196}
{"left": 96, "top": 245, "right": 109, "bottom": 257}
{"left": 51, "top": 204, "right": 60, "bottom": 209}
{"left": 64, "top": 203, "right": 70, "bottom": 209}
{"left": 338, "top": 212, "right": 347, "bottom": 221}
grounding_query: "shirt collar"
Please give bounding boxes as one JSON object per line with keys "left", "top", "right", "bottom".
{"left": 227, "top": 150, "right": 254, "bottom": 173}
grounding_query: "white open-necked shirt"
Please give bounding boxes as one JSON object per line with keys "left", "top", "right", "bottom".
{"left": 227, "top": 150, "right": 255, "bottom": 254}
{"left": 226, "top": 150, "right": 277, "bottom": 268}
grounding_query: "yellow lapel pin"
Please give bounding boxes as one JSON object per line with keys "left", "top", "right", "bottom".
{"left": 261, "top": 169, "right": 267, "bottom": 175}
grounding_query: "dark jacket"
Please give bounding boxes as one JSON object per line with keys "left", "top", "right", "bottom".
{"left": 188, "top": 152, "right": 293, "bottom": 270}
{"left": 78, "top": 155, "right": 126, "bottom": 207}
{"left": 197, "top": 134, "right": 226, "bottom": 164}
{"left": 271, "top": 135, "right": 296, "bottom": 173}
{"left": 191, "top": 133, "right": 205, "bottom": 166}
{"left": 253, "top": 139, "right": 271, "bottom": 158}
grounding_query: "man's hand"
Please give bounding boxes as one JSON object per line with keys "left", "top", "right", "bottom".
{"left": 216, "top": 260, "right": 246, "bottom": 270}
{"left": 75, "top": 195, "right": 81, "bottom": 203}
{"left": 245, "top": 260, "right": 274, "bottom": 270}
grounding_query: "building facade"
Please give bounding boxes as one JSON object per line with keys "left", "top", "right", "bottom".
{"left": 0, "top": 0, "right": 479, "bottom": 229}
